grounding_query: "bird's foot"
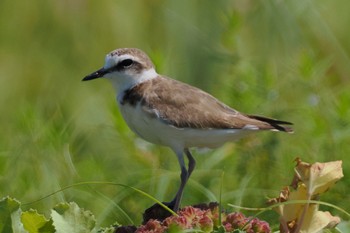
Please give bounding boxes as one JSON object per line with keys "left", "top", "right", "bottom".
{"left": 142, "top": 201, "right": 177, "bottom": 224}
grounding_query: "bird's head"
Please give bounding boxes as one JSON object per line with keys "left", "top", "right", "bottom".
{"left": 83, "top": 48, "right": 158, "bottom": 92}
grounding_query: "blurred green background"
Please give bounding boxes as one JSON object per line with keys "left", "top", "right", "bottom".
{"left": 0, "top": 0, "right": 349, "bottom": 228}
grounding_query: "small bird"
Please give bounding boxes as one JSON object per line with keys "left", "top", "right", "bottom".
{"left": 83, "top": 48, "right": 293, "bottom": 212}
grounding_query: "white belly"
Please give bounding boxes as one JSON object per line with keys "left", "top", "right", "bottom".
{"left": 118, "top": 103, "right": 251, "bottom": 151}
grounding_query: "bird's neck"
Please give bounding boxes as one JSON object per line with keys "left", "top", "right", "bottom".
{"left": 111, "top": 68, "right": 158, "bottom": 103}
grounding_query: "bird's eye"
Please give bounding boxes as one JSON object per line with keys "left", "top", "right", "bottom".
{"left": 119, "top": 59, "right": 133, "bottom": 68}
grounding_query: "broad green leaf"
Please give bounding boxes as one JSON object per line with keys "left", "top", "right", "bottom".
{"left": 21, "top": 209, "right": 54, "bottom": 233}
{"left": 0, "top": 196, "right": 27, "bottom": 233}
{"left": 51, "top": 202, "right": 96, "bottom": 233}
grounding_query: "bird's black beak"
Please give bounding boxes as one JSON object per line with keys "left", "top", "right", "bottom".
{"left": 82, "top": 67, "right": 108, "bottom": 81}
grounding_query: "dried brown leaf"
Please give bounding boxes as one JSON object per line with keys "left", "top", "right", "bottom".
{"left": 295, "top": 160, "right": 343, "bottom": 196}
{"left": 269, "top": 159, "right": 343, "bottom": 233}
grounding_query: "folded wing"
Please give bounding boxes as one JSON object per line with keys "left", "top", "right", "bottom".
{"left": 121, "top": 77, "right": 293, "bottom": 133}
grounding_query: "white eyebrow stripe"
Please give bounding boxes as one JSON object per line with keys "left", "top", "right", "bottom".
{"left": 104, "top": 54, "right": 138, "bottom": 70}
{"left": 116, "top": 54, "right": 137, "bottom": 61}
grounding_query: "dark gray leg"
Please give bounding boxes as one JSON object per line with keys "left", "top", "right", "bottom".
{"left": 169, "top": 148, "right": 196, "bottom": 211}
{"left": 185, "top": 148, "right": 196, "bottom": 177}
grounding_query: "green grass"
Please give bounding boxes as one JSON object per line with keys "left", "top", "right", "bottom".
{"left": 1, "top": 0, "right": 349, "bottom": 228}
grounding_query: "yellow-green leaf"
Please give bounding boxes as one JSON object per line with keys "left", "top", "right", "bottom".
{"left": 21, "top": 209, "right": 54, "bottom": 233}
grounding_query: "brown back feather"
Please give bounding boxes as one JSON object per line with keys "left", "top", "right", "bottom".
{"left": 121, "top": 77, "right": 293, "bottom": 132}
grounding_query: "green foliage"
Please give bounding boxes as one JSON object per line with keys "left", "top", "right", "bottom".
{"left": 0, "top": 197, "right": 102, "bottom": 233}
{"left": 0, "top": 0, "right": 350, "bottom": 228}
{"left": 22, "top": 209, "right": 54, "bottom": 233}
{"left": 2, "top": 194, "right": 347, "bottom": 232}
{"left": 51, "top": 202, "right": 95, "bottom": 233}
{"left": 0, "top": 197, "right": 23, "bottom": 233}
{"left": 1, "top": 197, "right": 270, "bottom": 233}
{"left": 0, "top": 158, "right": 347, "bottom": 232}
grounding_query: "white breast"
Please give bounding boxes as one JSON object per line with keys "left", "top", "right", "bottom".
{"left": 118, "top": 102, "right": 252, "bottom": 152}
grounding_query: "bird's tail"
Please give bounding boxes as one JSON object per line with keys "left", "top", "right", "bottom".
{"left": 247, "top": 115, "right": 294, "bottom": 133}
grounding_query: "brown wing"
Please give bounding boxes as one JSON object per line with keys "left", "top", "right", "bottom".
{"left": 121, "top": 76, "right": 293, "bottom": 132}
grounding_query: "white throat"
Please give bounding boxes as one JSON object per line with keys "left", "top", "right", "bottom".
{"left": 107, "top": 68, "right": 158, "bottom": 102}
